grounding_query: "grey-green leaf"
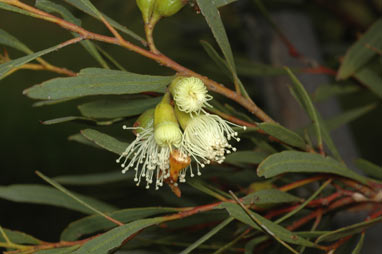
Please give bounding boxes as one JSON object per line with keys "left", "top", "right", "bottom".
{"left": 64, "top": 0, "right": 145, "bottom": 44}
{"left": 316, "top": 217, "right": 382, "bottom": 243}
{"left": 352, "top": 233, "right": 365, "bottom": 254}
{"left": 0, "top": 184, "right": 116, "bottom": 214}
{"left": 355, "top": 158, "right": 382, "bottom": 180}
{"left": 81, "top": 128, "right": 128, "bottom": 155}
{"left": 257, "top": 151, "right": 367, "bottom": 184}
{"left": 258, "top": 122, "right": 306, "bottom": 149}
{"left": 196, "top": 0, "right": 236, "bottom": 74}
{"left": 34, "top": 246, "right": 80, "bottom": 254}
{"left": 214, "top": 0, "right": 237, "bottom": 8}
{"left": 0, "top": 39, "right": 80, "bottom": 80}
{"left": 72, "top": 217, "right": 166, "bottom": 254}
{"left": 337, "top": 18, "right": 382, "bottom": 79}
{"left": 54, "top": 171, "right": 130, "bottom": 186}
{"left": 354, "top": 61, "right": 382, "bottom": 99}
{"left": 243, "top": 189, "right": 300, "bottom": 206}
{"left": 35, "top": 0, "right": 108, "bottom": 68}
{"left": 24, "top": 68, "right": 171, "bottom": 101}
{"left": 220, "top": 202, "right": 316, "bottom": 247}
{"left": 78, "top": 97, "right": 160, "bottom": 119}
{"left": 0, "top": 29, "right": 32, "bottom": 54}
{"left": 0, "top": 228, "right": 42, "bottom": 244}
{"left": 61, "top": 207, "right": 177, "bottom": 241}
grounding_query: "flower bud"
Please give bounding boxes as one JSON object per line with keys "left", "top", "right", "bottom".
{"left": 170, "top": 76, "right": 212, "bottom": 114}
{"left": 136, "top": 0, "right": 156, "bottom": 23}
{"left": 154, "top": 93, "right": 182, "bottom": 147}
{"left": 155, "top": 0, "right": 186, "bottom": 17}
{"left": 132, "top": 108, "right": 155, "bottom": 135}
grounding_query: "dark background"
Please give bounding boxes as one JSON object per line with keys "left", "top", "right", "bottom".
{"left": 0, "top": 0, "right": 381, "bottom": 245}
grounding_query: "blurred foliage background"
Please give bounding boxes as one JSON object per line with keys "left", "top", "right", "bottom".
{"left": 0, "top": 0, "right": 381, "bottom": 247}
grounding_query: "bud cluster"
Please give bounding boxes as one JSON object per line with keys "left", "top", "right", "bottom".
{"left": 117, "top": 75, "right": 246, "bottom": 191}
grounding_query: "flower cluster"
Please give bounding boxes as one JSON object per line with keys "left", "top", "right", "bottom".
{"left": 117, "top": 76, "right": 245, "bottom": 190}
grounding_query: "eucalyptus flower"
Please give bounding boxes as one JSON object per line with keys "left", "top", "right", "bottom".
{"left": 175, "top": 106, "right": 246, "bottom": 172}
{"left": 116, "top": 108, "right": 170, "bottom": 189}
{"left": 170, "top": 76, "right": 212, "bottom": 115}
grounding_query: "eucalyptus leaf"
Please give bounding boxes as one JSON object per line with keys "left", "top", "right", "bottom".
{"left": 72, "top": 217, "right": 167, "bottom": 254}
{"left": 0, "top": 228, "right": 42, "bottom": 244}
{"left": 54, "top": 171, "right": 130, "bottom": 186}
{"left": 0, "top": 184, "right": 116, "bottom": 214}
{"left": 257, "top": 151, "right": 367, "bottom": 183}
{"left": 81, "top": 129, "right": 128, "bottom": 155}
{"left": 355, "top": 158, "right": 382, "bottom": 180}
{"left": 42, "top": 116, "right": 122, "bottom": 126}
{"left": 214, "top": 0, "right": 237, "bottom": 8}
{"left": 0, "top": 3, "right": 41, "bottom": 18}
{"left": 337, "top": 18, "right": 382, "bottom": 79}
{"left": 258, "top": 122, "right": 306, "bottom": 149}
{"left": 64, "top": 0, "right": 145, "bottom": 44}
{"left": 0, "top": 28, "right": 32, "bottom": 54}
{"left": 34, "top": 246, "right": 80, "bottom": 254}
{"left": 316, "top": 217, "right": 382, "bottom": 243}
{"left": 35, "top": 0, "right": 108, "bottom": 68}
{"left": 24, "top": 68, "right": 171, "bottom": 101}
{"left": 61, "top": 207, "right": 177, "bottom": 241}
{"left": 220, "top": 202, "right": 316, "bottom": 247}
{"left": 0, "top": 39, "right": 80, "bottom": 80}
{"left": 78, "top": 97, "right": 161, "bottom": 119}
{"left": 243, "top": 189, "right": 300, "bottom": 206}
{"left": 354, "top": 61, "right": 382, "bottom": 99}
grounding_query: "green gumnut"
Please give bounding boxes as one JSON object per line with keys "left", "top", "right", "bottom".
{"left": 136, "top": 0, "right": 156, "bottom": 23}
{"left": 133, "top": 108, "right": 155, "bottom": 134}
{"left": 155, "top": 0, "right": 185, "bottom": 17}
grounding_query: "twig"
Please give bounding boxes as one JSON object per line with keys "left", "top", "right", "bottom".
{"left": 0, "top": 0, "right": 275, "bottom": 123}
{"left": 35, "top": 171, "right": 124, "bottom": 226}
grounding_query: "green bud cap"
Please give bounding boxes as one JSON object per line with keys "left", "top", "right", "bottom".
{"left": 174, "top": 105, "right": 192, "bottom": 130}
{"left": 155, "top": 0, "right": 185, "bottom": 17}
{"left": 136, "top": 0, "right": 156, "bottom": 23}
{"left": 154, "top": 93, "right": 182, "bottom": 147}
{"left": 133, "top": 108, "right": 155, "bottom": 134}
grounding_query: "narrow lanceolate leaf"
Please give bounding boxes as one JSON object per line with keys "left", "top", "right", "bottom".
{"left": 258, "top": 122, "right": 306, "bottom": 150}
{"left": 316, "top": 217, "right": 382, "bottom": 243}
{"left": 214, "top": 0, "right": 237, "bottom": 8}
{"left": 0, "top": 3, "right": 41, "bottom": 18}
{"left": 72, "top": 217, "right": 166, "bottom": 254}
{"left": 180, "top": 217, "right": 234, "bottom": 254}
{"left": 243, "top": 189, "right": 300, "bottom": 207}
{"left": 325, "top": 103, "right": 377, "bottom": 131}
{"left": 42, "top": 116, "right": 122, "bottom": 126}
{"left": 78, "top": 97, "right": 161, "bottom": 119}
{"left": 0, "top": 38, "right": 81, "bottom": 80}
{"left": 24, "top": 68, "right": 171, "bottom": 101}
{"left": 0, "top": 184, "right": 116, "bottom": 214}
{"left": 64, "top": 0, "right": 145, "bottom": 44}
{"left": 0, "top": 228, "right": 42, "bottom": 244}
{"left": 35, "top": 0, "right": 109, "bottom": 68}
{"left": 80, "top": 129, "right": 128, "bottom": 155}
{"left": 337, "top": 18, "right": 382, "bottom": 79}
{"left": 34, "top": 245, "right": 80, "bottom": 254}
{"left": 312, "top": 83, "right": 360, "bottom": 102}
{"left": 196, "top": 0, "right": 236, "bottom": 74}
{"left": 355, "top": 158, "right": 382, "bottom": 180}
{"left": 200, "top": 40, "right": 231, "bottom": 78}
{"left": 225, "top": 150, "right": 269, "bottom": 165}
{"left": 285, "top": 68, "right": 322, "bottom": 148}
{"left": 257, "top": 151, "right": 367, "bottom": 184}
{"left": 220, "top": 202, "right": 316, "bottom": 247}
{"left": 286, "top": 67, "right": 341, "bottom": 160}
{"left": 61, "top": 207, "right": 177, "bottom": 241}
{"left": 54, "top": 171, "right": 131, "bottom": 186}
{"left": 354, "top": 61, "right": 382, "bottom": 99}
{"left": 352, "top": 233, "right": 365, "bottom": 254}
{"left": 0, "top": 29, "right": 32, "bottom": 54}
